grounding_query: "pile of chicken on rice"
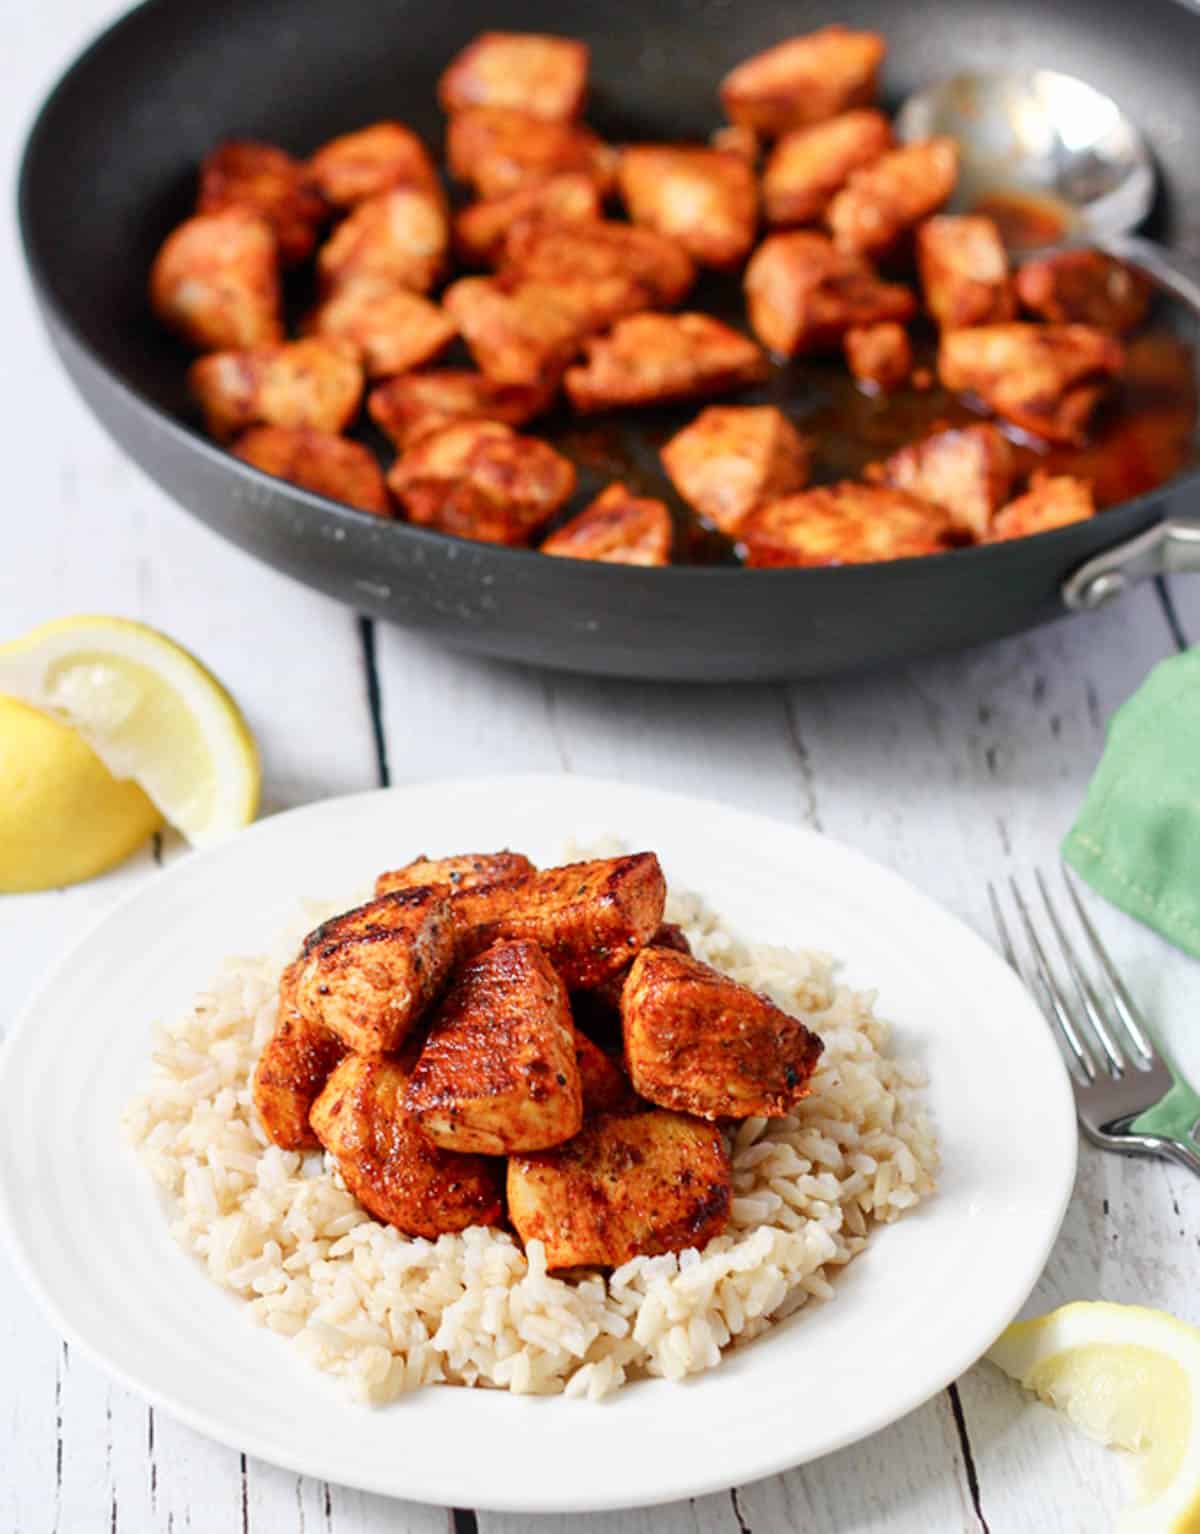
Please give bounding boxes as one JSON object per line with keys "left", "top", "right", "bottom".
{"left": 253, "top": 849, "right": 826, "bottom": 1267}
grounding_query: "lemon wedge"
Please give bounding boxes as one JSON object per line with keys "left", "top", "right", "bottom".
{"left": 0, "top": 617, "right": 260, "bottom": 848}
{"left": 988, "top": 1301, "right": 1200, "bottom": 1533}
{"left": 0, "top": 696, "right": 164, "bottom": 892}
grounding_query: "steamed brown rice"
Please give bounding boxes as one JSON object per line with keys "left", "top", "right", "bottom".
{"left": 123, "top": 877, "right": 938, "bottom": 1402}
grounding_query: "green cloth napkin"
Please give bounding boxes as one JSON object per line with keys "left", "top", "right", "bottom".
{"left": 1064, "top": 648, "right": 1200, "bottom": 1140}
{"left": 1064, "top": 647, "right": 1200, "bottom": 961}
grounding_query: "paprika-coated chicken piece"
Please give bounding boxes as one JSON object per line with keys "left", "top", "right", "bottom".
{"left": 762, "top": 110, "right": 892, "bottom": 227}
{"left": 387, "top": 418, "right": 576, "bottom": 545}
{"left": 1014, "top": 249, "right": 1151, "bottom": 334}
{"left": 844, "top": 322, "right": 912, "bottom": 391}
{"left": 405, "top": 939, "right": 582, "bottom": 1154}
{"left": 454, "top": 173, "right": 601, "bottom": 266}
{"left": 150, "top": 207, "right": 283, "bottom": 352}
{"left": 452, "top": 852, "right": 667, "bottom": 988}
{"left": 540, "top": 483, "right": 673, "bottom": 566}
{"left": 739, "top": 483, "right": 955, "bottom": 567}
{"left": 375, "top": 850, "right": 536, "bottom": 899}
{"left": 233, "top": 425, "right": 391, "bottom": 515}
{"left": 720, "top": 26, "right": 886, "bottom": 138}
{"left": 917, "top": 215, "right": 1015, "bottom": 332}
{"left": 507, "top": 1109, "right": 731, "bottom": 1269}
{"left": 987, "top": 472, "right": 1095, "bottom": 542}
{"left": 305, "top": 285, "right": 457, "bottom": 380}
{"left": 292, "top": 885, "right": 456, "bottom": 1053}
{"left": 827, "top": 138, "right": 959, "bottom": 260}
{"left": 189, "top": 337, "right": 363, "bottom": 440}
{"left": 438, "top": 31, "right": 589, "bottom": 122}
{"left": 565, "top": 313, "right": 768, "bottom": 414}
{"left": 308, "top": 121, "right": 441, "bottom": 208}
{"left": 317, "top": 186, "right": 449, "bottom": 297}
{"left": 744, "top": 231, "right": 915, "bottom": 356}
{"left": 446, "top": 107, "right": 617, "bottom": 200}
{"left": 868, "top": 422, "right": 1015, "bottom": 542}
{"left": 617, "top": 146, "right": 758, "bottom": 271}
{"left": 502, "top": 219, "right": 696, "bottom": 309}
{"left": 197, "top": 140, "right": 326, "bottom": 266}
{"left": 310, "top": 1055, "right": 504, "bottom": 1238}
{"left": 661, "top": 404, "right": 811, "bottom": 536}
{"left": 588, "top": 921, "right": 692, "bottom": 1020}
{"left": 367, "top": 370, "right": 552, "bottom": 452}
{"left": 251, "top": 960, "right": 347, "bottom": 1151}
{"left": 443, "top": 274, "right": 615, "bottom": 386}
{"left": 709, "top": 123, "right": 761, "bottom": 161}
{"left": 572, "top": 1025, "right": 639, "bottom": 1116}
{"left": 938, "top": 323, "right": 1125, "bottom": 445}
{"left": 622, "top": 946, "right": 825, "bottom": 1119}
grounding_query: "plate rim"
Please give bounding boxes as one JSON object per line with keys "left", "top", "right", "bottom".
{"left": 0, "top": 774, "right": 1078, "bottom": 1512}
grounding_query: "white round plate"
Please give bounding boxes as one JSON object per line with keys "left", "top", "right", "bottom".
{"left": 0, "top": 775, "right": 1076, "bottom": 1513}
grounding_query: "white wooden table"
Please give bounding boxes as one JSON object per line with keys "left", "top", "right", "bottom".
{"left": 3, "top": 5, "right": 1199, "bottom": 1529}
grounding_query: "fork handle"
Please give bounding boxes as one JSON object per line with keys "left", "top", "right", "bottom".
{"left": 1102, "top": 1130, "right": 1200, "bottom": 1178}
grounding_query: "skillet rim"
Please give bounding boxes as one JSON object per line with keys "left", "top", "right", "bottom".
{"left": 16, "top": 0, "right": 1200, "bottom": 584}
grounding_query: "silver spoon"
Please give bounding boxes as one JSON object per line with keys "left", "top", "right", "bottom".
{"left": 896, "top": 69, "right": 1156, "bottom": 250}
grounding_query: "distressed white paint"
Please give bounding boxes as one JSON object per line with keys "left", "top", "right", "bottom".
{"left": 3, "top": 3, "right": 1200, "bottom": 1530}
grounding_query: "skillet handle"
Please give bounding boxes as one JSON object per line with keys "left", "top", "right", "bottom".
{"left": 1061, "top": 234, "right": 1200, "bottom": 611}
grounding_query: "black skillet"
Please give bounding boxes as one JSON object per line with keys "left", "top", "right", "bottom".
{"left": 18, "top": 0, "right": 1200, "bottom": 681}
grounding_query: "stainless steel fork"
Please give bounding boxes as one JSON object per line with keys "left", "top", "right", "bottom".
{"left": 989, "top": 867, "right": 1200, "bottom": 1176}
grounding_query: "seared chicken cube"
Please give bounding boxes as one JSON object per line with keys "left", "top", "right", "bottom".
{"left": 439, "top": 31, "right": 589, "bottom": 122}
{"left": 446, "top": 107, "right": 616, "bottom": 200}
{"left": 376, "top": 850, "right": 536, "bottom": 898}
{"left": 720, "top": 26, "right": 886, "bottom": 137}
{"left": 572, "top": 1026, "right": 638, "bottom": 1116}
{"left": 565, "top": 313, "right": 768, "bottom": 413}
{"left": 869, "top": 422, "right": 1014, "bottom": 542}
{"left": 507, "top": 1109, "right": 731, "bottom": 1269}
{"left": 541, "top": 482, "right": 673, "bottom": 566}
{"left": 453, "top": 852, "right": 667, "bottom": 988}
{"left": 739, "top": 482, "right": 954, "bottom": 567}
{"left": 388, "top": 419, "right": 576, "bottom": 545}
{"left": 316, "top": 186, "right": 449, "bottom": 296}
{"left": 763, "top": 110, "right": 892, "bottom": 227}
{"left": 623, "top": 947, "right": 824, "bottom": 1118}
{"left": 844, "top": 322, "right": 912, "bottom": 391}
{"left": 367, "top": 369, "right": 551, "bottom": 451}
{"left": 988, "top": 472, "right": 1096, "bottom": 541}
{"left": 744, "top": 231, "right": 915, "bottom": 355}
{"left": 661, "top": 404, "right": 811, "bottom": 535}
{"left": 710, "top": 123, "right": 761, "bottom": 161}
{"left": 917, "top": 215, "right": 1015, "bottom": 331}
{"left": 405, "top": 939, "right": 581, "bottom": 1154}
{"left": 197, "top": 140, "right": 325, "bottom": 266}
{"left": 618, "top": 146, "right": 758, "bottom": 270}
{"left": 251, "top": 960, "right": 347, "bottom": 1151}
{"left": 455, "top": 173, "right": 601, "bottom": 265}
{"left": 188, "top": 337, "right": 363, "bottom": 440}
{"left": 310, "top": 1055, "right": 504, "bottom": 1237}
{"left": 502, "top": 219, "right": 696, "bottom": 308}
{"left": 1015, "top": 249, "right": 1151, "bottom": 333}
{"left": 233, "top": 425, "right": 391, "bottom": 515}
{"left": 443, "top": 274, "right": 595, "bottom": 385}
{"left": 292, "top": 886, "right": 456, "bottom": 1053}
{"left": 305, "top": 284, "right": 456, "bottom": 379}
{"left": 308, "top": 121, "right": 440, "bottom": 208}
{"left": 939, "top": 323, "right": 1124, "bottom": 445}
{"left": 586, "top": 920, "right": 693, "bottom": 1021}
{"left": 827, "top": 138, "right": 959, "bottom": 259}
{"left": 150, "top": 208, "right": 282, "bottom": 351}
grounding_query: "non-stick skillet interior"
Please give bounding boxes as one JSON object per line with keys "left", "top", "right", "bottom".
{"left": 21, "top": 0, "right": 1200, "bottom": 495}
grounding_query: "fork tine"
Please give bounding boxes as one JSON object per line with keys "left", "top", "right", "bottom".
{"left": 1034, "top": 869, "right": 1125, "bottom": 1076}
{"left": 1008, "top": 876, "right": 1097, "bottom": 1081}
{"left": 1060, "top": 865, "right": 1156, "bottom": 1063}
{"left": 987, "top": 882, "right": 1020, "bottom": 969}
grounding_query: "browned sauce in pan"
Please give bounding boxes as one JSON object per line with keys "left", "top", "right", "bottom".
{"left": 544, "top": 308, "right": 1198, "bottom": 565}
{"left": 971, "top": 189, "right": 1076, "bottom": 248}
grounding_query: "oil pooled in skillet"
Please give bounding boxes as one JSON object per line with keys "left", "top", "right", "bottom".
{"left": 535, "top": 267, "right": 1198, "bottom": 565}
